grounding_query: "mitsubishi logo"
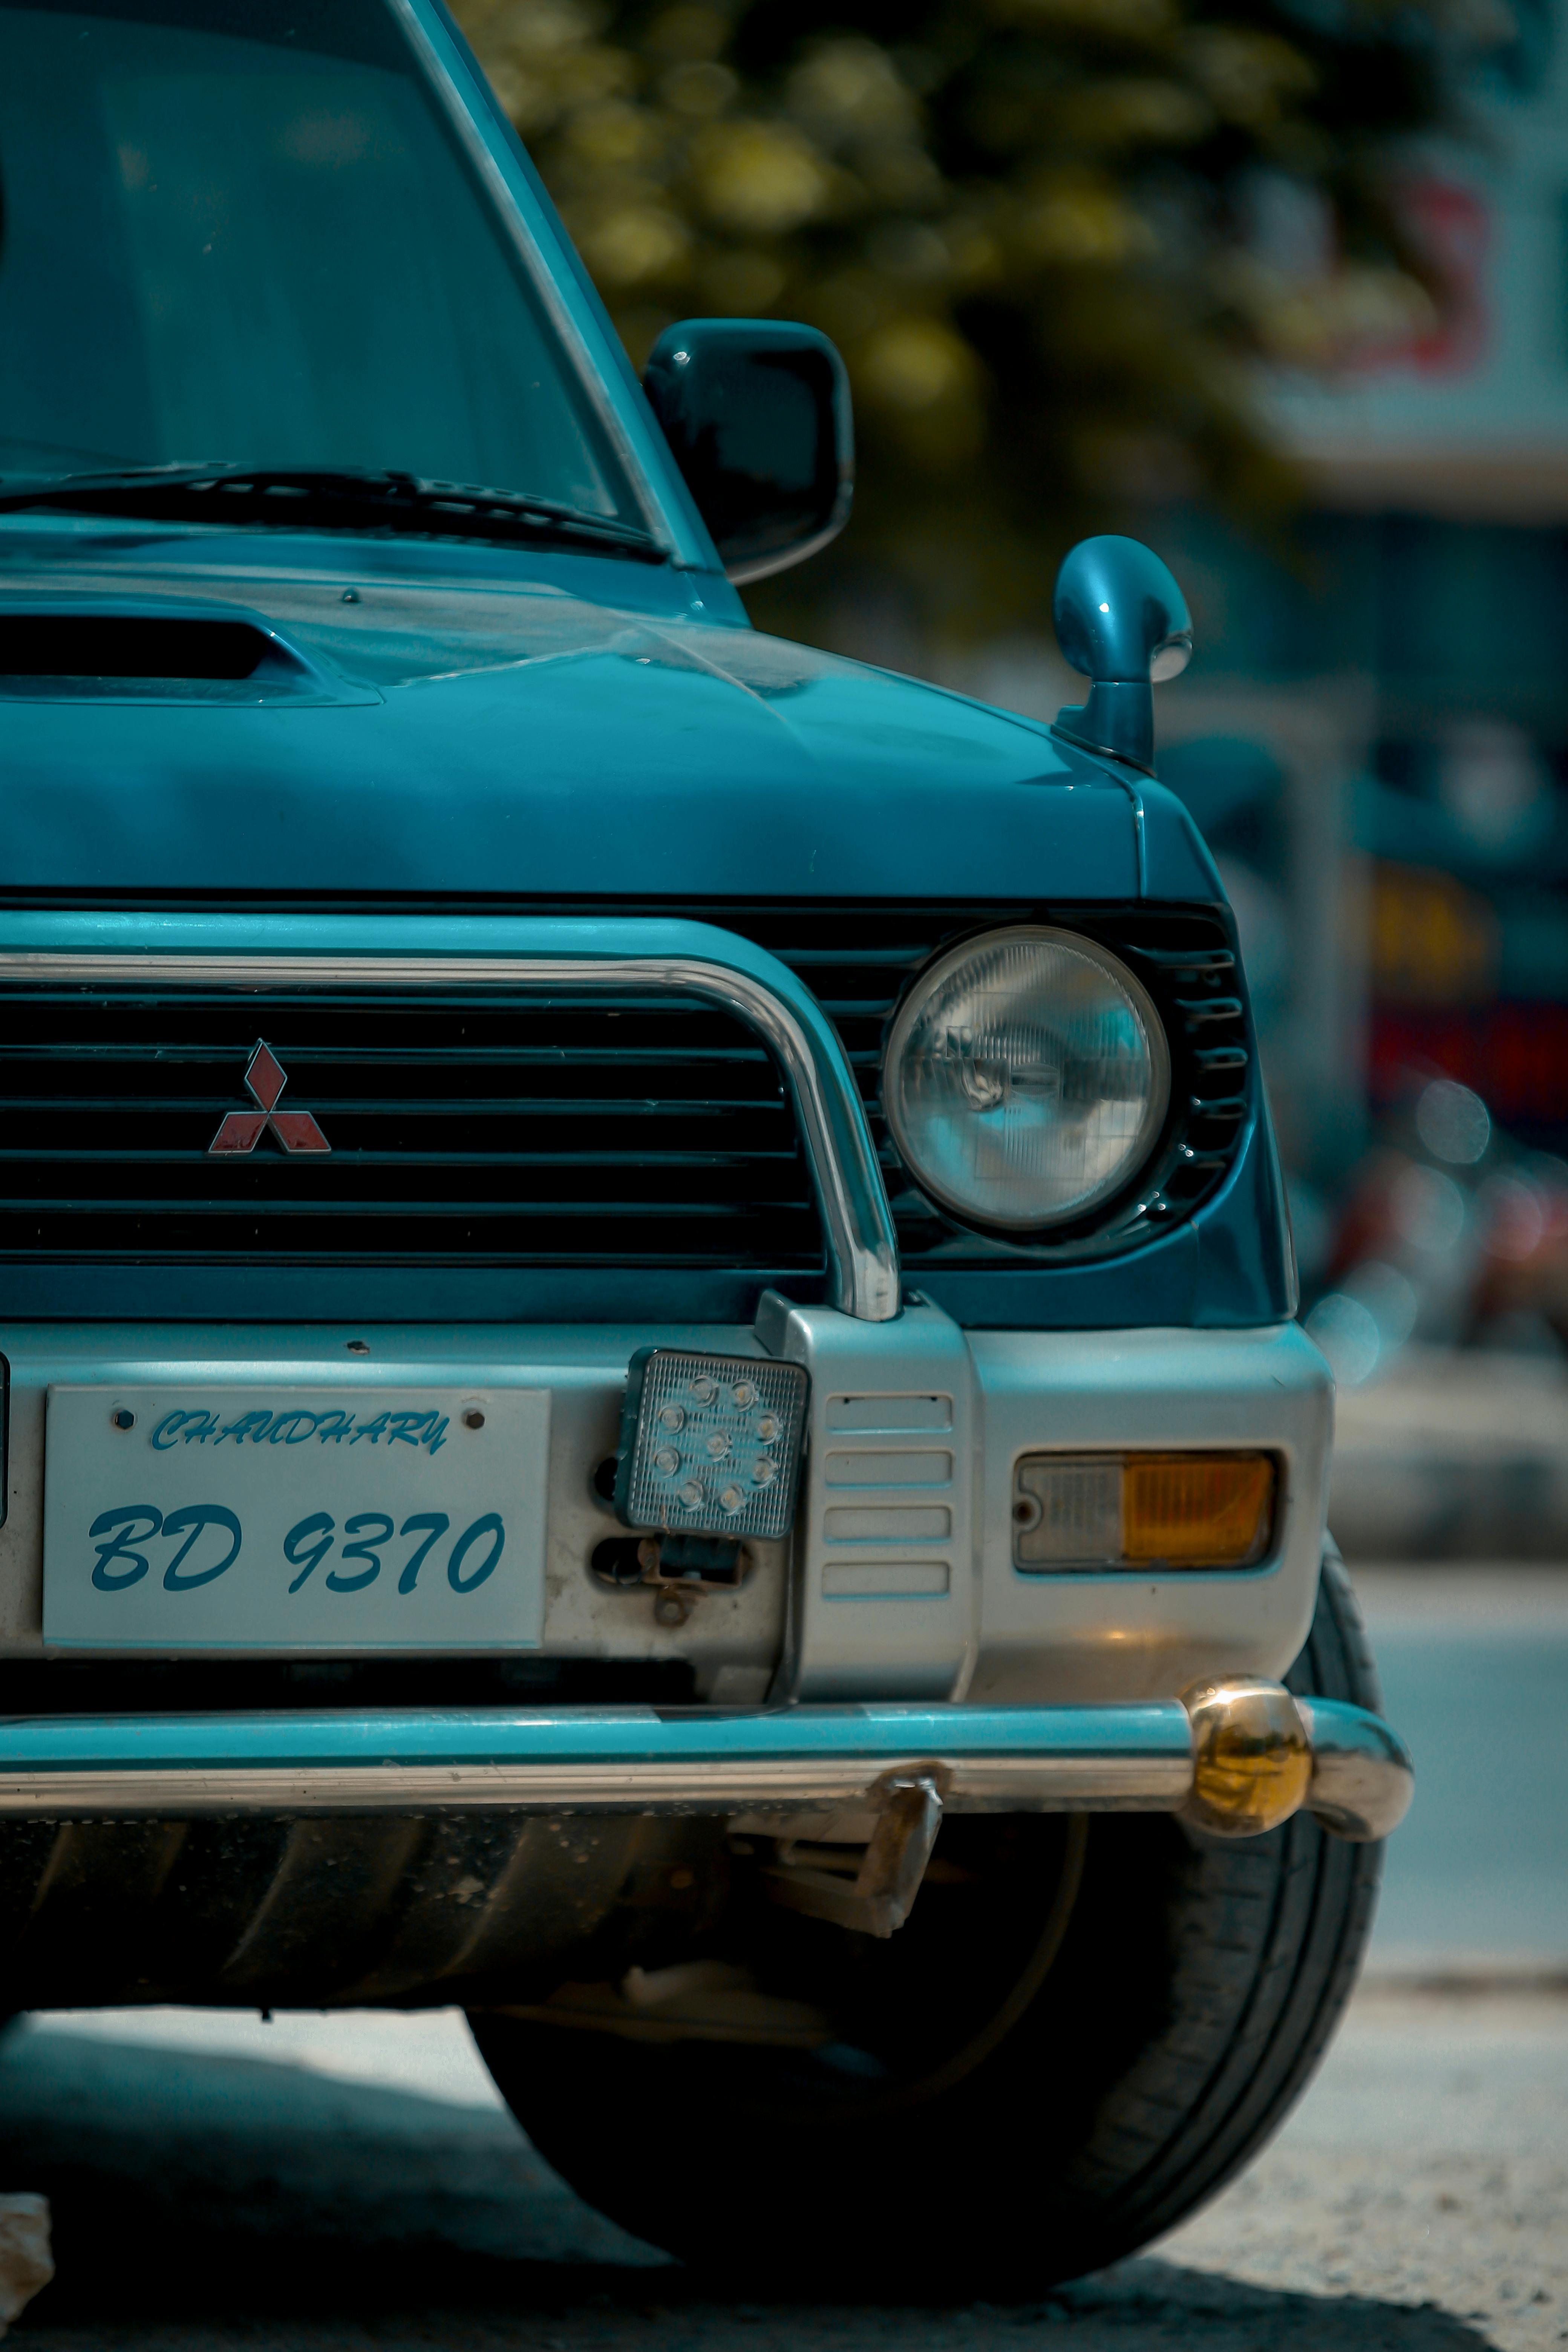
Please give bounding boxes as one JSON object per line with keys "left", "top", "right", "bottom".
{"left": 209, "top": 1042, "right": 331, "bottom": 1156}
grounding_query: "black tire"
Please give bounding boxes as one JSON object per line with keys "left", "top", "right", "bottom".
{"left": 471, "top": 1546, "right": 1383, "bottom": 2293}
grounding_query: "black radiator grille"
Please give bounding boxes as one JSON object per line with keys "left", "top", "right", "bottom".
{"left": 0, "top": 902, "right": 1249, "bottom": 1268}
{"left": 0, "top": 989, "right": 821, "bottom": 1266}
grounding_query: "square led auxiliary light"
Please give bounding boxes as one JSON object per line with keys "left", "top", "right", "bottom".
{"left": 614, "top": 1348, "right": 809, "bottom": 1544}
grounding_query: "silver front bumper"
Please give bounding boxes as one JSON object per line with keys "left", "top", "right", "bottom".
{"left": 0, "top": 1691, "right": 1413, "bottom": 1842}
{"left": 0, "top": 1309, "right": 1334, "bottom": 1704}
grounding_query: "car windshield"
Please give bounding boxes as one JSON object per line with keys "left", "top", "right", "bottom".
{"left": 0, "top": 0, "right": 643, "bottom": 531}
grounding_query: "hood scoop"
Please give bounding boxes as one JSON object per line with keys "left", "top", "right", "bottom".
{"left": 0, "top": 602, "right": 376, "bottom": 704}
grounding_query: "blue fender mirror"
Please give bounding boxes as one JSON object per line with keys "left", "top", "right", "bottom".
{"left": 643, "top": 320, "right": 853, "bottom": 585}
{"left": 1050, "top": 536, "right": 1193, "bottom": 776}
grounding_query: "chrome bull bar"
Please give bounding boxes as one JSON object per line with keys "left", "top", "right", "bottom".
{"left": 0, "top": 911, "right": 902, "bottom": 1322}
{"left": 0, "top": 1689, "right": 1413, "bottom": 1842}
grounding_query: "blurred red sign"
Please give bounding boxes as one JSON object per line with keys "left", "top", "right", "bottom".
{"left": 1371, "top": 1004, "right": 1568, "bottom": 1125}
{"left": 1348, "top": 176, "right": 1490, "bottom": 378}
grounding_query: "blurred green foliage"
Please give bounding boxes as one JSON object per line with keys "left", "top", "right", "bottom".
{"left": 452, "top": 0, "right": 1490, "bottom": 634}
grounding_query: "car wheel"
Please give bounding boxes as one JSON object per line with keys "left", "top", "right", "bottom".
{"left": 470, "top": 1545, "right": 1383, "bottom": 2293}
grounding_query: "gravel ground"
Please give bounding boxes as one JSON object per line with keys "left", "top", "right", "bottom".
{"left": 0, "top": 1978, "right": 1561, "bottom": 2352}
{"left": 1157, "top": 1980, "right": 1568, "bottom": 2352}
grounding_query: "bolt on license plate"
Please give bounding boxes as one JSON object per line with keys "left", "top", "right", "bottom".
{"left": 42, "top": 1385, "right": 550, "bottom": 1651}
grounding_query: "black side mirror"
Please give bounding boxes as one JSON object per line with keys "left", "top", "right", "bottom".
{"left": 643, "top": 319, "right": 853, "bottom": 584}
{"left": 1050, "top": 536, "right": 1192, "bottom": 776}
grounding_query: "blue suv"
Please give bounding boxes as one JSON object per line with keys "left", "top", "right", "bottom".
{"left": 0, "top": 0, "right": 1409, "bottom": 2292}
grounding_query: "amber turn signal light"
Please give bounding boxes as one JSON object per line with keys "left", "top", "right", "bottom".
{"left": 1012, "top": 1450, "right": 1276, "bottom": 1572}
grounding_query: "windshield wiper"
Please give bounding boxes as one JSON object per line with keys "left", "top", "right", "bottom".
{"left": 0, "top": 464, "right": 665, "bottom": 562}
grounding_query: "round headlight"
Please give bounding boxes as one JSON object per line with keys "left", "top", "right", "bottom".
{"left": 882, "top": 927, "right": 1170, "bottom": 1231}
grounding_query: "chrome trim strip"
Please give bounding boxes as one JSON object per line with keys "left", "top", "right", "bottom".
{"left": 0, "top": 1702, "right": 1195, "bottom": 1816}
{"left": 0, "top": 928, "right": 900, "bottom": 1323}
{"left": 384, "top": 0, "right": 709, "bottom": 568}
{"left": 0, "top": 1756, "right": 1196, "bottom": 1817}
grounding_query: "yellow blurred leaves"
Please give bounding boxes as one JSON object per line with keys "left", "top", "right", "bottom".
{"left": 562, "top": 96, "right": 662, "bottom": 170}
{"left": 858, "top": 315, "right": 979, "bottom": 409}
{"left": 447, "top": 0, "right": 1462, "bottom": 632}
{"left": 465, "top": 0, "right": 598, "bottom": 66}
{"left": 700, "top": 248, "right": 788, "bottom": 312}
{"left": 660, "top": 60, "right": 738, "bottom": 116}
{"left": 786, "top": 39, "right": 920, "bottom": 142}
{"left": 1000, "top": 0, "right": 1179, "bottom": 39}
{"left": 854, "top": 316, "right": 986, "bottom": 468}
{"left": 467, "top": 0, "right": 631, "bottom": 133}
{"left": 1018, "top": 174, "right": 1158, "bottom": 264}
{"left": 1182, "top": 26, "right": 1317, "bottom": 126}
{"left": 689, "top": 119, "right": 833, "bottom": 234}
{"left": 1073, "top": 77, "right": 1214, "bottom": 147}
{"left": 645, "top": 3, "right": 727, "bottom": 62}
{"left": 577, "top": 200, "right": 690, "bottom": 286}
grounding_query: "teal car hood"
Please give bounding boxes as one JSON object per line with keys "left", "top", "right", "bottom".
{"left": 0, "top": 528, "right": 1218, "bottom": 902}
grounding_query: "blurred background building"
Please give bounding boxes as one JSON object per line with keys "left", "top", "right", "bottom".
{"left": 458, "top": 0, "right": 1568, "bottom": 1432}
{"left": 1173, "top": 13, "right": 1568, "bottom": 1389}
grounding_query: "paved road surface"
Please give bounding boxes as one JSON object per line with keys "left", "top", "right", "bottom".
{"left": 0, "top": 1566, "right": 1561, "bottom": 2350}
{"left": 1358, "top": 1569, "right": 1568, "bottom": 1965}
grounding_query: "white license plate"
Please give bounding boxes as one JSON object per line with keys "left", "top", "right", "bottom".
{"left": 43, "top": 1385, "right": 551, "bottom": 1652}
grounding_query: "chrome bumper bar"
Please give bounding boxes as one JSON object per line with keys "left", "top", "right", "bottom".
{"left": 0, "top": 1692, "right": 1412, "bottom": 1841}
